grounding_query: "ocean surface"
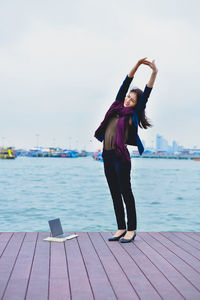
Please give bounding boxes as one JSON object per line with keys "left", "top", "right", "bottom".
{"left": 0, "top": 156, "right": 199, "bottom": 232}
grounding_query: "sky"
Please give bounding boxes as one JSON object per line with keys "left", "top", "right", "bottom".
{"left": 0, "top": 0, "right": 199, "bottom": 151}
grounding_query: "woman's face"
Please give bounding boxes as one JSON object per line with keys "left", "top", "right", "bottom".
{"left": 124, "top": 92, "right": 137, "bottom": 108}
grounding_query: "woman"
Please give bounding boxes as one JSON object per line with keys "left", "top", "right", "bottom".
{"left": 94, "top": 57, "right": 158, "bottom": 243}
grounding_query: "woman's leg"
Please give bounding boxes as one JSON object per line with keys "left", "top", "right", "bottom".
{"left": 113, "top": 155, "right": 137, "bottom": 231}
{"left": 102, "top": 150, "right": 126, "bottom": 230}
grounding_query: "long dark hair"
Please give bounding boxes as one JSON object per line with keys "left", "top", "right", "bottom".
{"left": 130, "top": 88, "right": 153, "bottom": 129}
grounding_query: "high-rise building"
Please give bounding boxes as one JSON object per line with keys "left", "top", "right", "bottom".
{"left": 156, "top": 134, "right": 172, "bottom": 152}
{"left": 172, "top": 140, "right": 178, "bottom": 153}
{"left": 156, "top": 134, "right": 167, "bottom": 151}
{"left": 156, "top": 135, "right": 183, "bottom": 153}
{"left": 156, "top": 134, "right": 162, "bottom": 151}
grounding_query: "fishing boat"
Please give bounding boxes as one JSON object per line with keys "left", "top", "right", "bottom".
{"left": 0, "top": 147, "right": 15, "bottom": 159}
{"left": 62, "top": 149, "right": 79, "bottom": 158}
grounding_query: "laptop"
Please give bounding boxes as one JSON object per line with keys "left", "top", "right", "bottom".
{"left": 48, "top": 218, "right": 71, "bottom": 239}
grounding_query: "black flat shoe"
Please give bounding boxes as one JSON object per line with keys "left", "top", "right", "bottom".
{"left": 108, "top": 230, "right": 127, "bottom": 241}
{"left": 120, "top": 231, "right": 136, "bottom": 243}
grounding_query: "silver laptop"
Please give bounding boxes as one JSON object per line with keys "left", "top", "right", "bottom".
{"left": 48, "top": 218, "right": 70, "bottom": 238}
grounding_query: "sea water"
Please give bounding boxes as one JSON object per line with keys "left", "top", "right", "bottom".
{"left": 0, "top": 156, "right": 199, "bottom": 232}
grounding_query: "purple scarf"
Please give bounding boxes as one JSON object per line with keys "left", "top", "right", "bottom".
{"left": 94, "top": 101, "right": 135, "bottom": 162}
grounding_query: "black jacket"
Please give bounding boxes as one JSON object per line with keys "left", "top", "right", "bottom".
{"left": 97, "top": 75, "right": 153, "bottom": 155}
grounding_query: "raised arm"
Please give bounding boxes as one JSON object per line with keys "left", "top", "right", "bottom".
{"left": 135, "top": 84, "right": 152, "bottom": 112}
{"left": 115, "top": 57, "right": 149, "bottom": 102}
{"left": 135, "top": 59, "right": 158, "bottom": 112}
{"left": 146, "top": 60, "right": 158, "bottom": 88}
{"left": 115, "top": 75, "right": 133, "bottom": 102}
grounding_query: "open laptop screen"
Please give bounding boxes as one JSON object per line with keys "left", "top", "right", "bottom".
{"left": 48, "top": 218, "right": 64, "bottom": 237}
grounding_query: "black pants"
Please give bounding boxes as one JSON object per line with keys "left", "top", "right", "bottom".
{"left": 102, "top": 148, "right": 137, "bottom": 231}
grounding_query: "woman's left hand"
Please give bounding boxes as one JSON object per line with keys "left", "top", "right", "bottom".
{"left": 142, "top": 59, "right": 158, "bottom": 73}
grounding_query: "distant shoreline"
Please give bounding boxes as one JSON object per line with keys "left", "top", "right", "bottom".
{"left": 131, "top": 153, "right": 200, "bottom": 160}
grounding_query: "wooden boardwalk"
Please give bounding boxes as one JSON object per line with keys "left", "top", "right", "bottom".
{"left": 0, "top": 232, "right": 200, "bottom": 300}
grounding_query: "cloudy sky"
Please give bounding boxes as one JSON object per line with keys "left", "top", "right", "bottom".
{"left": 0, "top": 0, "right": 199, "bottom": 151}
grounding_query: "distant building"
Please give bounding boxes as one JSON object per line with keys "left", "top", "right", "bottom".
{"left": 156, "top": 134, "right": 169, "bottom": 152}
{"left": 156, "top": 134, "right": 162, "bottom": 152}
{"left": 142, "top": 134, "right": 193, "bottom": 154}
{"left": 177, "top": 145, "right": 184, "bottom": 152}
{"left": 172, "top": 140, "right": 178, "bottom": 153}
{"left": 156, "top": 135, "right": 185, "bottom": 154}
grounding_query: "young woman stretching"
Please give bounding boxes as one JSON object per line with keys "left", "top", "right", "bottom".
{"left": 94, "top": 57, "right": 158, "bottom": 243}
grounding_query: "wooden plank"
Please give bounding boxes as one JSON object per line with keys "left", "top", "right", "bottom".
{"left": 88, "top": 231, "right": 139, "bottom": 300}
{"left": 0, "top": 233, "right": 13, "bottom": 257}
{"left": 139, "top": 232, "right": 200, "bottom": 300}
{"left": 146, "top": 233, "right": 200, "bottom": 292}
{"left": 49, "top": 232, "right": 71, "bottom": 300}
{"left": 0, "top": 233, "right": 13, "bottom": 242}
{"left": 172, "top": 232, "right": 200, "bottom": 250}
{"left": 2, "top": 232, "right": 37, "bottom": 300}
{"left": 184, "top": 232, "right": 200, "bottom": 242}
{"left": 0, "top": 233, "right": 25, "bottom": 299}
{"left": 161, "top": 232, "right": 200, "bottom": 260}
{"left": 101, "top": 231, "right": 162, "bottom": 300}
{"left": 25, "top": 232, "right": 50, "bottom": 300}
{"left": 154, "top": 232, "right": 200, "bottom": 274}
{"left": 75, "top": 231, "right": 116, "bottom": 300}
{"left": 64, "top": 231, "right": 94, "bottom": 300}
{"left": 118, "top": 232, "right": 183, "bottom": 300}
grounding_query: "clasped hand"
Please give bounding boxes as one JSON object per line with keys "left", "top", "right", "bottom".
{"left": 137, "top": 57, "right": 158, "bottom": 73}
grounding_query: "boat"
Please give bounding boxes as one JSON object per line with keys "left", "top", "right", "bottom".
{"left": 79, "top": 150, "right": 87, "bottom": 157}
{"left": 0, "top": 147, "right": 15, "bottom": 159}
{"left": 193, "top": 158, "right": 200, "bottom": 161}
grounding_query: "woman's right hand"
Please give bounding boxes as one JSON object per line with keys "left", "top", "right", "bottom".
{"left": 128, "top": 57, "right": 149, "bottom": 78}
{"left": 137, "top": 57, "right": 148, "bottom": 67}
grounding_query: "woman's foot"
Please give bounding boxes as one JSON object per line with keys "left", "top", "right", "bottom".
{"left": 108, "top": 229, "right": 127, "bottom": 241}
{"left": 123, "top": 230, "right": 135, "bottom": 239}
{"left": 120, "top": 230, "right": 136, "bottom": 243}
{"left": 113, "top": 229, "right": 126, "bottom": 237}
